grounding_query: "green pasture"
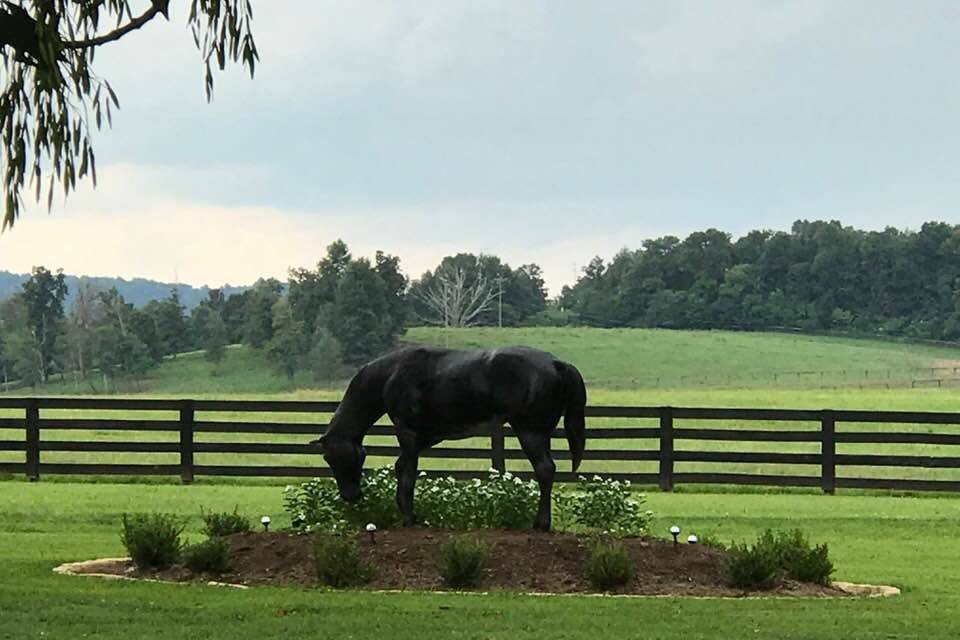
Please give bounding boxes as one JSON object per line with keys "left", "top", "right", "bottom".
{"left": 12, "top": 327, "right": 960, "bottom": 398}
{"left": 405, "top": 326, "right": 960, "bottom": 390}
{"left": 1, "top": 481, "right": 957, "bottom": 639}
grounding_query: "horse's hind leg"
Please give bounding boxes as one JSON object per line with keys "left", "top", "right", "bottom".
{"left": 513, "top": 427, "right": 556, "bottom": 532}
{"left": 394, "top": 428, "right": 420, "bottom": 527}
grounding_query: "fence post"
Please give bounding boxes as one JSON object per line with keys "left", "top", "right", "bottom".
{"left": 490, "top": 423, "right": 506, "bottom": 474}
{"left": 25, "top": 399, "right": 39, "bottom": 482}
{"left": 820, "top": 409, "right": 835, "bottom": 494}
{"left": 179, "top": 400, "right": 195, "bottom": 485}
{"left": 659, "top": 407, "right": 674, "bottom": 492}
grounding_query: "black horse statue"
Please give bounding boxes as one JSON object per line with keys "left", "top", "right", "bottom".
{"left": 311, "top": 345, "right": 587, "bottom": 531}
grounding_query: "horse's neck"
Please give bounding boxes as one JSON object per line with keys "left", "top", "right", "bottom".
{"left": 328, "top": 367, "right": 385, "bottom": 442}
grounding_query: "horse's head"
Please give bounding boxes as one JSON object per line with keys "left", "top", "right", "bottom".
{"left": 312, "top": 434, "right": 366, "bottom": 503}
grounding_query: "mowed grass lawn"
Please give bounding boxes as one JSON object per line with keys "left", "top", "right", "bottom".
{"left": 1, "top": 481, "right": 958, "bottom": 639}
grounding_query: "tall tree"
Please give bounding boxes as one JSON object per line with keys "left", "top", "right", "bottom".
{"left": 374, "top": 250, "right": 408, "bottom": 337}
{"left": 221, "top": 290, "right": 251, "bottom": 343}
{"left": 20, "top": 266, "right": 67, "bottom": 382}
{"left": 307, "top": 326, "right": 344, "bottom": 384}
{"left": 241, "top": 279, "right": 282, "bottom": 349}
{"left": 288, "top": 240, "right": 407, "bottom": 367}
{"left": 202, "top": 309, "right": 228, "bottom": 375}
{"left": 328, "top": 259, "right": 391, "bottom": 364}
{"left": 288, "top": 240, "right": 351, "bottom": 339}
{"left": 144, "top": 288, "right": 187, "bottom": 357}
{"left": 265, "top": 297, "right": 306, "bottom": 381}
{"left": 0, "top": 0, "right": 258, "bottom": 227}
{"left": 0, "top": 294, "right": 35, "bottom": 386}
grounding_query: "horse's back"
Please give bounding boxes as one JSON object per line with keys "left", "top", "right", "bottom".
{"left": 380, "top": 345, "right": 563, "bottom": 426}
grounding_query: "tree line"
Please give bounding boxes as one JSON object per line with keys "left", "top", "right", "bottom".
{"left": 0, "top": 240, "right": 548, "bottom": 389}
{"left": 4, "top": 219, "right": 959, "bottom": 390}
{"left": 560, "top": 220, "right": 960, "bottom": 340}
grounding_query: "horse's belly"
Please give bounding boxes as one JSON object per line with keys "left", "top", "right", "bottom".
{"left": 443, "top": 416, "right": 505, "bottom": 440}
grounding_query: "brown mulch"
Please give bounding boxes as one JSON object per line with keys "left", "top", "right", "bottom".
{"left": 77, "top": 529, "right": 848, "bottom": 597}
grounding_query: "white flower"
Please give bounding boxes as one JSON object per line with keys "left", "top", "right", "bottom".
{"left": 503, "top": 471, "right": 514, "bottom": 480}
{"left": 592, "top": 475, "right": 602, "bottom": 482}
{"left": 514, "top": 477, "right": 523, "bottom": 485}
{"left": 419, "top": 471, "right": 427, "bottom": 478}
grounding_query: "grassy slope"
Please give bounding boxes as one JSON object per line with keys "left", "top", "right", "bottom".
{"left": 405, "top": 326, "right": 960, "bottom": 389}
{"left": 1, "top": 481, "right": 958, "bottom": 639}
{"left": 15, "top": 327, "right": 960, "bottom": 398}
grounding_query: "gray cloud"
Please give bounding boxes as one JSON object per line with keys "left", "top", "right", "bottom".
{"left": 8, "top": 1, "right": 959, "bottom": 292}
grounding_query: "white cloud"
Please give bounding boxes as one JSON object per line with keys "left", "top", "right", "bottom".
{"left": 1, "top": 163, "right": 689, "bottom": 295}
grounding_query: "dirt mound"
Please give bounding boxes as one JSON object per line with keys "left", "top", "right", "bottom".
{"left": 70, "top": 529, "right": 849, "bottom": 597}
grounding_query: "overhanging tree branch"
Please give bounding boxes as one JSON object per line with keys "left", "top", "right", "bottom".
{"left": 63, "top": 1, "right": 170, "bottom": 50}
{"left": 0, "top": 0, "right": 258, "bottom": 229}
{"left": 0, "top": 2, "right": 43, "bottom": 64}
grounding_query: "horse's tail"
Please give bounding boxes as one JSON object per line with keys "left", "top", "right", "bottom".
{"left": 556, "top": 360, "right": 587, "bottom": 472}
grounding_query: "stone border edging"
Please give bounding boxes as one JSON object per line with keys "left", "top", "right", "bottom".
{"left": 53, "top": 557, "right": 900, "bottom": 598}
{"left": 53, "top": 558, "right": 249, "bottom": 589}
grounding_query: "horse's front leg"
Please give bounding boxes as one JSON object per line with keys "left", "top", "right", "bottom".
{"left": 394, "top": 430, "right": 421, "bottom": 527}
{"left": 514, "top": 429, "right": 555, "bottom": 532}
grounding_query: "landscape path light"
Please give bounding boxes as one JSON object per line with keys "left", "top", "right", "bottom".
{"left": 670, "top": 525, "right": 680, "bottom": 546}
{"left": 261, "top": 515, "right": 271, "bottom": 532}
{"left": 366, "top": 523, "right": 377, "bottom": 544}
{"left": 687, "top": 534, "right": 698, "bottom": 545}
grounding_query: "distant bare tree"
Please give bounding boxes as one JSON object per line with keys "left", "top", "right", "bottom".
{"left": 415, "top": 262, "right": 500, "bottom": 327}
{"left": 67, "top": 279, "right": 105, "bottom": 379}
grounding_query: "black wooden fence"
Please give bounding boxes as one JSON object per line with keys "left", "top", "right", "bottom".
{"left": 2, "top": 397, "right": 960, "bottom": 492}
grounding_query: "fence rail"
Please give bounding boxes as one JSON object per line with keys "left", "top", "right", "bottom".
{"left": 2, "top": 397, "right": 960, "bottom": 492}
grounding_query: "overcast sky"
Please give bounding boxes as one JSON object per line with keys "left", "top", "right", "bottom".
{"left": 2, "top": 1, "right": 959, "bottom": 294}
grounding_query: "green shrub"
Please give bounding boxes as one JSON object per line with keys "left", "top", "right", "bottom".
{"left": 726, "top": 529, "right": 834, "bottom": 589}
{"left": 120, "top": 513, "right": 184, "bottom": 570}
{"left": 697, "top": 532, "right": 728, "bottom": 550}
{"left": 285, "top": 469, "right": 653, "bottom": 535}
{"left": 585, "top": 540, "right": 635, "bottom": 591}
{"left": 313, "top": 534, "right": 374, "bottom": 588}
{"left": 284, "top": 468, "right": 402, "bottom": 533}
{"left": 726, "top": 536, "right": 780, "bottom": 590}
{"left": 182, "top": 538, "right": 232, "bottom": 575}
{"left": 554, "top": 475, "right": 651, "bottom": 537}
{"left": 770, "top": 529, "right": 834, "bottom": 585}
{"left": 284, "top": 468, "right": 538, "bottom": 533}
{"left": 475, "top": 470, "right": 539, "bottom": 530}
{"left": 201, "top": 507, "right": 251, "bottom": 538}
{"left": 439, "top": 536, "right": 489, "bottom": 589}
{"left": 416, "top": 470, "right": 538, "bottom": 530}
